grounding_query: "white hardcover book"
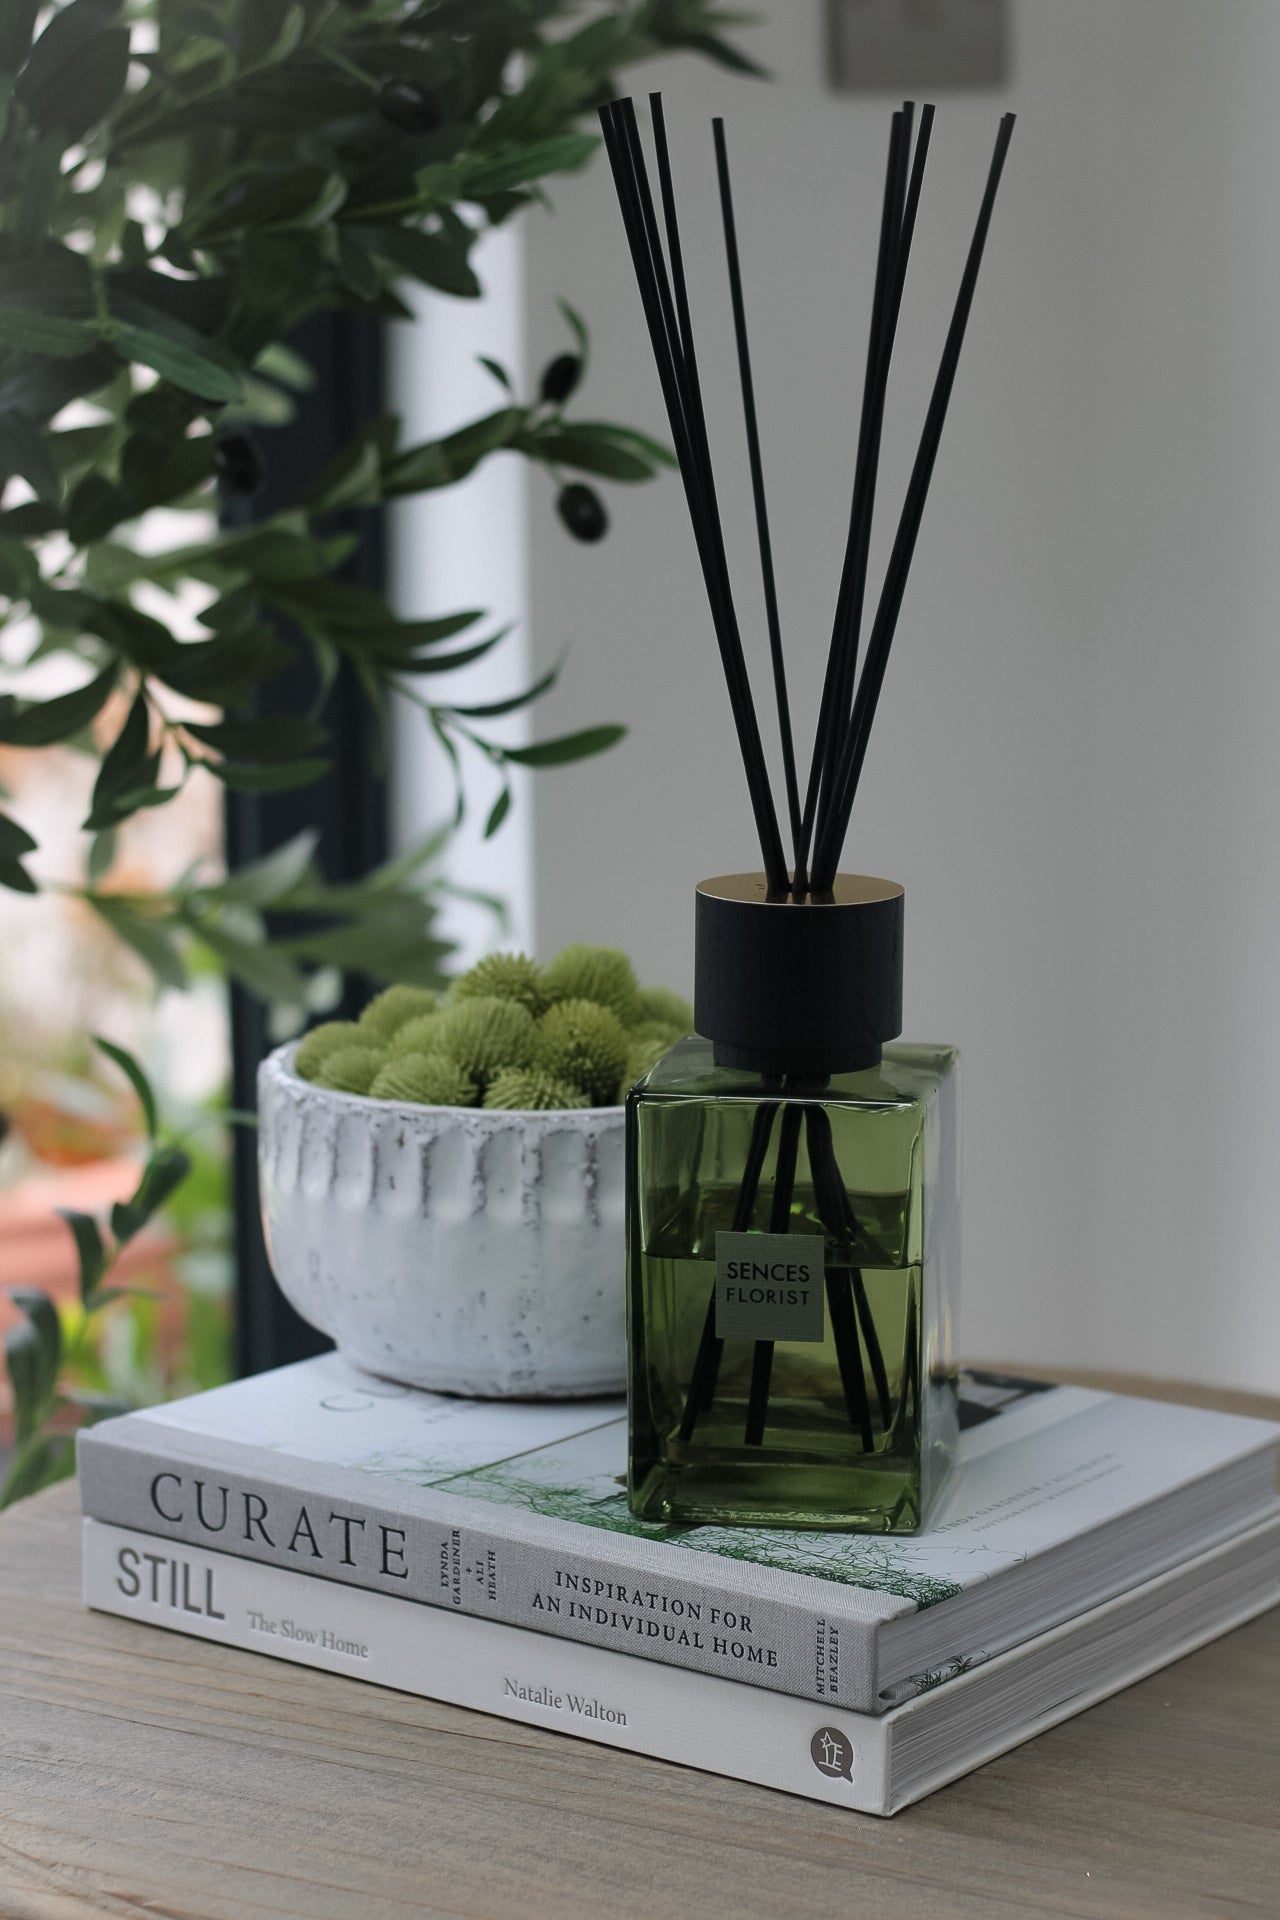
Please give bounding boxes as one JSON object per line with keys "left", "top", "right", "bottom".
{"left": 77, "top": 1355, "right": 1280, "bottom": 1714}
{"left": 83, "top": 1512, "right": 1280, "bottom": 1816}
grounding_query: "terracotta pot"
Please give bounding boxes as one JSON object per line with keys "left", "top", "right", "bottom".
{"left": 257, "top": 1044, "right": 626, "bottom": 1398}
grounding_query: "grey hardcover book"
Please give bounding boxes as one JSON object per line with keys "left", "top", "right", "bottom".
{"left": 82, "top": 1513, "right": 1280, "bottom": 1815}
{"left": 76, "top": 1353, "right": 1280, "bottom": 1714}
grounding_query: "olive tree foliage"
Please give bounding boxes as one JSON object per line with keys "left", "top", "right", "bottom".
{"left": 0, "top": 0, "right": 758, "bottom": 1013}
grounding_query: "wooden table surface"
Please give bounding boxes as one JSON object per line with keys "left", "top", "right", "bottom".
{"left": 2, "top": 1370, "right": 1278, "bottom": 1920}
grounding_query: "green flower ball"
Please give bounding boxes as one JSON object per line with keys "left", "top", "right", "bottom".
{"left": 358, "top": 984, "right": 439, "bottom": 1040}
{"left": 631, "top": 1020, "right": 684, "bottom": 1050}
{"left": 483, "top": 1068, "right": 589, "bottom": 1112}
{"left": 435, "top": 995, "right": 535, "bottom": 1087}
{"left": 452, "top": 951, "right": 550, "bottom": 1019}
{"left": 313, "top": 1045, "right": 387, "bottom": 1095}
{"left": 532, "top": 998, "right": 628, "bottom": 1104}
{"left": 393, "top": 1011, "right": 445, "bottom": 1056}
{"left": 294, "top": 1021, "right": 362, "bottom": 1081}
{"left": 635, "top": 985, "right": 694, "bottom": 1033}
{"left": 624, "top": 1029, "right": 677, "bottom": 1087}
{"left": 543, "top": 944, "right": 641, "bottom": 1025}
{"left": 369, "top": 1054, "right": 478, "bottom": 1107}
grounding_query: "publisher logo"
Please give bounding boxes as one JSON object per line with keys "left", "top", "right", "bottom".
{"left": 716, "top": 1231, "right": 825, "bottom": 1344}
{"left": 810, "top": 1726, "right": 854, "bottom": 1783}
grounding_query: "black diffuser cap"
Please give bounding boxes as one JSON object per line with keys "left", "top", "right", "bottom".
{"left": 694, "top": 873, "right": 904, "bottom": 1078}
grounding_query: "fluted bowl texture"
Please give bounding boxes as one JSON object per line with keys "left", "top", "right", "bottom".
{"left": 257, "top": 1042, "right": 626, "bottom": 1397}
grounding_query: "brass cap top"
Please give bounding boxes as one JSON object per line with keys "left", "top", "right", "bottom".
{"left": 696, "top": 873, "right": 904, "bottom": 908}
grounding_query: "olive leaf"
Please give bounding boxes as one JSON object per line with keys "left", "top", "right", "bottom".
{"left": 0, "top": 809, "right": 38, "bottom": 893}
{"left": 95, "top": 1034, "right": 160, "bottom": 1141}
{"left": 464, "top": 132, "right": 600, "bottom": 197}
{"left": 110, "top": 316, "right": 243, "bottom": 404}
{"left": 204, "top": 756, "right": 332, "bottom": 792}
{"left": 0, "top": 663, "right": 118, "bottom": 748}
{"left": 4, "top": 1291, "right": 63, "bottom": 1445}
{"left": 0, "top": 408, "right": 62, "bottom": 502}
{"left": 83, "top": 690, "right": 170, "bottom": 832}
{"left": 0, "top": 0, "right": 759, "bottom": 1011}
{"left": 363, "top": 223, "right": 481, "bottom": 299}
{"left": 484, "top": 786, "right": 513, "bottom": 839}
{"left": 0, "top": 0, "right": 41, "bottom": 75}
{"left": 110, "top": 1144, "right": 193, "bottom": 1245}
{"left": 86, "top": 894, "right": 188, "bottom": 990}
{"left": 0, "top": 1039, "right": 216, "bottom": 1512}
{"left": 212, "top": 828, "right": 318, "bottom": 907}
{"left": 503, "top": 725, "right": 627, "bottom": 767}
{"left": 55, "top": 1211, "right": 107, "bottom": 1306}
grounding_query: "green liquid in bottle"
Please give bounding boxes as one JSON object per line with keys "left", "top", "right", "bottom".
{"left": 627, "top": 1039, "right": 960, "bottom": 1532}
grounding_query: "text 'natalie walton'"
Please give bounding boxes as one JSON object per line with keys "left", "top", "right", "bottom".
{"left": 504, "top": 1678, "right": 628, "bottom": 1724}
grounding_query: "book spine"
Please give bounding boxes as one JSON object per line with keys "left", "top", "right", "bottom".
{"left": 83, "top": 1518, "right": 890, "bottom": 1816}
{"left": 78, "top": 1431, "right": 884, "bottom": 1710}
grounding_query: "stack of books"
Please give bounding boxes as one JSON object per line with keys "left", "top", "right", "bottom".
{"left": 78, "top": 1357, "right": 1280, "bottom": 1815}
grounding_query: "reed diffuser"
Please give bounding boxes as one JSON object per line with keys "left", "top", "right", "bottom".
{"left": 602, "top": 95, "right": 1013, "bottom": 1533}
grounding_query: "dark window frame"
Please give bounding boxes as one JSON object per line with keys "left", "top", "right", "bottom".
{"left": 225, "top": 311, "right": 389, "bottom": 1376}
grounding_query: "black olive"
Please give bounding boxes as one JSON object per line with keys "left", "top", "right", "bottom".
{"left": 539, "top": 353, "right": 582, "bottom": 406}
{"left": 214, "top": 432, "right": 266, "bottom": 497}
{"left": 376, "top": 80, "right": 444, "bottom": 135}
{"left": 556, "top": 483, "right": 608, "bottom": 543}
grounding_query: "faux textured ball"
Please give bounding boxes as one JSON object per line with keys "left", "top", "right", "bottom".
{"left": 370, "top": 1054, "right": 478, "bottom": 1107}
{"left": 452, "top": 951, "right": 549, "bottom": 1019}
{"left": 532, "top": 999, "right": 628, "bottom": 1104}
{"left": 543, "top": 944, "right": 640, "bottom": 1025}
{"left": 624, "top": 1027, "right": 681, "bottom": 1088}
{"left": 635, "top": 985, "right": 695, "bottom": 1033}
{"left": 358, "top": 984, "right": 439, "bottom": 1041}
{"left": 630, "top": 1019, "right": 685, "bottom": 1052}
{"left": 435, "top": 995, "right": 535, "bottom": 1086}
{"left": 393, "top": 1011, "right": 446, "bottom": 1056}
{"left": 313, "top": 1045, "right": 387, "bottom": 1095}
{"left": 483, "top": 1068, "right": 589, "bottom": 1112}
{"left": 303, "top": 948, "right": 691, "bottom": 1109}
{"left": 295, "top": 1021, "right": 363, "bottom": 1080}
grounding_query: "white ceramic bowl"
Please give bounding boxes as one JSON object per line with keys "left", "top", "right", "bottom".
{"left": 257, "top": 1043, "right": 626, "bottom": 1397}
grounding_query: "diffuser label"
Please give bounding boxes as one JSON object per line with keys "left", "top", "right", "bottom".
{"left": 715, "top": 1233, "right": 826, "bottom": 1344}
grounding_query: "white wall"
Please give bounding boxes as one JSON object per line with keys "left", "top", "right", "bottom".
{"left": 388, "top": 227, "right": 535, "bottom": 968}
{"left": 508, "top": 1, "right": 1280, "bottom": 1393}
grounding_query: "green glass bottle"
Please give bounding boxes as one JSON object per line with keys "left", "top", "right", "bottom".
{"left": 626, "top": 874, "right": 960, "bottom": 1533}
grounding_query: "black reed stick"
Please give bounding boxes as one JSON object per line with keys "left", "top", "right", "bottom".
{"left": 678, "top": 1099, "right": 777, "bottom": 1442}
{"left": 598, "top": 107, "right": 694, "bottom": 508}
{"left": 814, "top": 105, "right": 934, "bottom": 874}
{"left": 599, "top": 98, "right": 789, "bottom": 895}
{"left": 805, "top": 1106, "right": 877, "bottom": 1448}
{"left": 801, "top": 107, "right": 936, "bottom": 892}
{"left": 600, "top": 101, "right": 767, "bottom": 871}
{"left": 680, "top": 1099, "right": 890, "bottom": 1454}
{"left": 645, "top": 96, "right": 769, "bottom": 816}
{"left": 713, "top": 116, "right": 803, "bottom": 873}
{"left": 743, "top": 1101, "right": 804, "bottom": 1445}
{"left": 825, "top": 1258, "right": 876, "bottom": 1450}
{"left": 810, "top": 110, "right": 911, "bottom": 867}
{"left": 600, "top": 92, "right": 1013, "bottom": 897}
{"left": 902, "top": 1287, "right": 920, "bottom": 1421}
{"left": 811, "top": 112, "right": 1015, "bottom": 891}
{"left": 852, "top": 1273, "right": 892, "bottom": 1430}
{"left": 646, "top": 97, "right": 789, "bottom": 896}
{"left": 796, "top": 109, "right": 910, "bottom": 891}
